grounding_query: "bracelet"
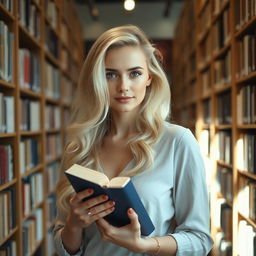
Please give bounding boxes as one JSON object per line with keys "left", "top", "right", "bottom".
{"left": 152, "top": 237, "right": 160, "bottom": 255}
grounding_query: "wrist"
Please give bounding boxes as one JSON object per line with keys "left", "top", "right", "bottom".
{"left": 65, "top": 215, "right": 83, "bottom": 234}
{"left": 140, "top": 237, "right": 160, "bottom": 255}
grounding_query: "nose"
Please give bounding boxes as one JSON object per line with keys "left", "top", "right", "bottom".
{"left": 118, "top": 75, "right": 129, "bottom": 92}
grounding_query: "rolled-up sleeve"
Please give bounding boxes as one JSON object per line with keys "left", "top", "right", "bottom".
{"left": 170, "top": 129, "right": 214, "bottom": 255}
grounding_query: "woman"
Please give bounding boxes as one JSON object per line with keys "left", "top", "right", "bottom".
{"left": 53, "top": 25, "right": 213, "bottom": 256}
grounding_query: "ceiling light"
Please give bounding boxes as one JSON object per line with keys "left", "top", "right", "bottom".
{"left": 124, "top": 0, "right": 135, "bottom": 11}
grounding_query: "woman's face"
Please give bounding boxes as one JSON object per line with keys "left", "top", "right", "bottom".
{"left": 104, "top": 45, "right": 152, "bottom": 115}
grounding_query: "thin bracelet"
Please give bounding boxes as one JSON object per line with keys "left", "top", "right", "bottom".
{"left": 152, "top": 237, "right": 160, "bottom": 255}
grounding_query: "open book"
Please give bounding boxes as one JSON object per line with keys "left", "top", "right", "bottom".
{"left": 65, "top": 164, "right": 155, "bottom": 236}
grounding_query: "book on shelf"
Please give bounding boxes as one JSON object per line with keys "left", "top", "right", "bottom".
{"left": 0, "top": 21, "right": 13, "bottom": 83}
{"left": 0, "top": 93, "right": 14, "bottom": 133}
{"left": 237, "top": 85, "right": 256, "bottom": 124}
{"left": 238, "top": 220, "right": 256, "bottom": 256}
{"left": 65, "top": 164, "right": 155, "bottom": 236}
{"left": 0, "top": 144, "right": 14, "bottom": 185}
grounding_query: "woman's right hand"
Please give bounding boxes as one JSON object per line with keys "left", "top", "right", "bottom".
{"left": 66, "top": 189, "right": 115, "bottom": 231}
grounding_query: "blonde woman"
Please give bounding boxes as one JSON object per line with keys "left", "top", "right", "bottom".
{"left": 53, "top": 25, "right": 213, "bottom": 256}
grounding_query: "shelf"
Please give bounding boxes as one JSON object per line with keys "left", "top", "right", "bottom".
{"left": 0, "top": 179, "right": 17, "bottom": 191}
{"left": 237, "top": 124, "right": 256, "bottom": 129}
{"left": 0, "top": 80, "right": 15, "bottom": 89}
{"left": 212, "top": 42, "right": 231, "bottom": 60}
{"left": 0, "top": 227, "right": 18, "bottom": 247}
{"left": 216, "top": 160, "right": 232, "bottom": 168}
{"left": 0, "top": 3, "right": 15, "bottom": 23}
{"left": 212, "top": 0, "right": 230, "bottom": 24}
{"left": 21, "top": 164, "right": 44, "bottom": 179}
{"left": 215, "top": 124, "right": 232, "bottom": 130}
{"left": 19, "top": 88, "right": 42, "bottom": 98}
{"left": 46, "top": 128, "right": 61, "bottom": 134}
{"left": 236, "top": 71, "right": 256, "bottom": 85}
{"left": 214, "top": 84, "right": 231, "bottom": 94}
{"left": 238, "top": 212, "right": 256, "bottom": 229}
{"left": 235, "top": 16, "right": 256, "bottom": 39}
{"left": 0, "top": 132, "right": 16, "bottom": 138}
{"left": 20, "top": 131, "right": 43, "bottom": 136}
{"left": 238, "top": 170, "right": 256, "bottom": 181}
{"left": 18, "top": 24, "right": 42, "bottom": 49}
{"left": 23, "top": 202, "right": 44, "bottom": 222}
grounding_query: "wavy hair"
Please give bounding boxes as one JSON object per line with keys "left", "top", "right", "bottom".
{"left": 57, "top": 25, "right": 171, "bottom": 213}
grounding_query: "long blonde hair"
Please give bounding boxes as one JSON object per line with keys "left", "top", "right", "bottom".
{"left": 57, "top": 25, "right": 171, "bottom": 213}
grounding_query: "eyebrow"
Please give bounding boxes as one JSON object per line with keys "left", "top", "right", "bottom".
{"left": 105, "top": 66, "right": 144, "bottom": 72}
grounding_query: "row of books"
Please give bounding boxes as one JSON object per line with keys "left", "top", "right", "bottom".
{"left": 199, "top": 35, "right": 211, "bottom": 68}
{"left": 203, "top": 99, "right": 211, "bottom": 125}
{"left": 20, "top": 98, "right": 40, "bottom": 131}
{"left": 22, "top": 172, "right": 43, "bottom": 217}
{"left": 62, "top": 76, "right": 73, "bottom": 105}
{"left": 216, "top": 166, "right": 233, "bottom": 202}
{"left": 45, "top": 25, "right": 59, "bottom": 58}
{"left": 201, "top": 68, "right": 211, "bottom": 95}
{"left": 20, "top": 138, "right": 40, "bottom": 174}
{"left": 216, "top": 91, "right": 231, "bottom": 125}
{"left": 237, "top": 133, "right": 256, "bottom": 174}
{"left": 45, "top": 104, "right": 61, "bottom": 130}
{"left": 0, "top": 94, "right": 14, "bottom": 134}
{"left": 45, "top": 0, "right": 58, "bottom": 30}
{"left": 45, "top": 61, "right": 61, "bottom": 99}
{"left": 0, "top": 21, "right": 13, "bottom": 83}
{"left": 0, "top": 144, "right": 13, "bottom": 186}
{"left": 212, "top": 8, "right": 231, "bottom": 51}
{"left": 46, "top": 193, "right": 57, "bottom": 228}
{"left": 61, "top": 47, "right": 69, "bottom": 72}
{"left": 237, "top": 33, "right": 256, "bottom": 78}
{"left": 213, "top": 50, "right": 231, "bottom": 88}
{"left": 18, "top": 0, "right": 41, "bottom": 40}
{"left": 237, "top": 84, "right": 256, "bottom": 124}
{"left": 216, "top": 233, "right": 232, "bottom": 256}
{"left": 0, "top": 0, "right": 13, "bottom": 12}
{"left": 214, "top": 200, "right": 232, "bottom": 241}
{"left": 46, "top": 134, "right": 61, "bottom": 161}
{"left": 235, "top": 0, "right": 256, "bottom": 30}
{"left": 46, "top": 161, "right": 60, "bottom": 193}
{"left": 238, "top": 220, "right": 256, "bottom": 256}
{"left": 0, "top": 188, "right": 15, "bottom": 242}
{"left": 0, "top": 240, "right": 16, "bottom": 256}
{"left": 199, "top": 129, "right": 210, "bottom": 156}
{"left": 238, "top": 177, "right": 256, "bottom": 221}
{"left": 215, "top": 130, "right": 232, "bottom": 164}
{"left": 22, "top": 208, "right": 43, "bottom": 256}
{"left": 19, "top": 48, "right": 41, "bottom": 93}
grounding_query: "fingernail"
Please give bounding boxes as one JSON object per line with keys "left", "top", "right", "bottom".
{"left": 102, "top": 195, "right": 108, "bottom": 200}
{"left": 128, "top": 208, "right": 134, "bottom": 214}
{"left": 109, "top": 201, "right": 115, "bottom": 206}
{"left": 87, "top": 189, "right": 93, "bottom": 194}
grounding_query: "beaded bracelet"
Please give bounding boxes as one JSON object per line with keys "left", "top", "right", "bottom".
{"left": 152, "top": 237, "right": 160, "bottom": 255}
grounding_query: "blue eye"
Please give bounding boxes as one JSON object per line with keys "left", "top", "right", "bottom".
{"left": 106, "top": 72, "right": 117, "bottom": 79}
{"left": 130, "top": 71, "right": 141, "bottom": 78}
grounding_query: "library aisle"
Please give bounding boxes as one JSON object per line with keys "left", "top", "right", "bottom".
{"left": 0, "top": 0, "right": 83, "bottom": 255}
{"left": 172, "top": 0, "right": 256, "bottom": 255}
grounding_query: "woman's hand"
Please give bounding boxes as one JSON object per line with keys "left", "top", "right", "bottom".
{"left": 66, "top": 189, "right": 115, "bottom": 231}
{"left": 96, "top": 208, "right": 147, "bottom": 253}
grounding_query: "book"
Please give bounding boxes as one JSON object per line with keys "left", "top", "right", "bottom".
{"left": 65, "top": 164, "right": 155, "bottom": 236}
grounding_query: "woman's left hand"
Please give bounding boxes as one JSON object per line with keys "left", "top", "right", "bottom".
{"left": 96, "top": 208, "right": 146, "bottom": 253}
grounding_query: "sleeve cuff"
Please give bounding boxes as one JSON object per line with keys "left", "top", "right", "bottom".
{"left": 169, "top": 232, "right": 191, "bottom": 256}
{"left": 54, "top": 226, "right": 84, "bottom": 256}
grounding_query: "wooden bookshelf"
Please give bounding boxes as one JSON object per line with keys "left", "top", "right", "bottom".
{"left": 0, "top": 0, "right": 84, "bottom": 255}
{"left": 172, "top": 0, "right": 256, "bottom": 255}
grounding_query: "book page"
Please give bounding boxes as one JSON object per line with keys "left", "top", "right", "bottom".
{"left": 65, "top": 164, "right": 110, "bottom": 187}
{"left": 107, "top": 177, "right": 130, "bottom": 188}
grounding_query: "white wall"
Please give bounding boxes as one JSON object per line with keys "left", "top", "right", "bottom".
{"left": 75, "top": 1, "right": 184, "bottom": 40}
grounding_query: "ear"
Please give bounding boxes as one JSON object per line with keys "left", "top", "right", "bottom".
{"left": 146, "top": 74, "right": 152, "bottom": 87}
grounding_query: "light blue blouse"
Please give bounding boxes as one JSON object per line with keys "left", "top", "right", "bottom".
{"left": 53, "top": 123, "right": 214, "bottom": 255}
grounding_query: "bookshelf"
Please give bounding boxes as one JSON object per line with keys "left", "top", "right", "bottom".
{"left": 0, "top": 0, "right": 84, "bottom": 255}
{"left": 172, "top": 0, "right": 256, "bottom": 255}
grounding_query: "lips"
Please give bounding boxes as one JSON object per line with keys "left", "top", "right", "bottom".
{"left": 115, "top": 96, "right": 134, "bottom": 103}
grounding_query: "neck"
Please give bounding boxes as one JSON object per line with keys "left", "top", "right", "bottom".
{"left": 109, "top": 111, "right": 138, "bottom": 139}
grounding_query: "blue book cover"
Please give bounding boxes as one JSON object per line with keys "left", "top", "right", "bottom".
{"left": 65, "top": 164, "right": 155, "bottom": 236}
